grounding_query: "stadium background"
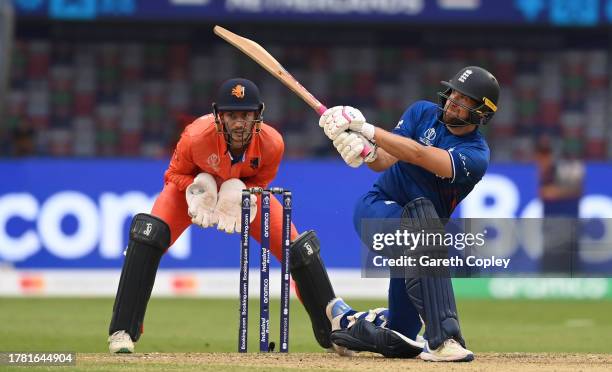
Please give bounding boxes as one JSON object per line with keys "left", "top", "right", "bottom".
{"left": 1, "top": 1, "right": 612, "bottom": 358}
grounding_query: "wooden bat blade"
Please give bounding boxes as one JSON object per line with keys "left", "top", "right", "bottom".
{"left": 213, "top": 26, "right": 371, "bottom": 158}
{"left": 214, "top": 25, "right": 327, "bottom": 115}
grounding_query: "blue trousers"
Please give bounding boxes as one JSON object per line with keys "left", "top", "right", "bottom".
{"left": 353, "top": 190, "right": 422, "bottom": 339}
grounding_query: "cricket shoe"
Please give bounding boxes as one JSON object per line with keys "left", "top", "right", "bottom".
{"left": 108, "top": 330, "right": 134, "bottom": 353}
{"left": 326, "top": 298, "right": 357, "bottom": 356}
{"left": 419, "top": 338, "right": 474, "bottom": 362}
{"left": 330, "top": 318, "right": 423, "bottom": 358}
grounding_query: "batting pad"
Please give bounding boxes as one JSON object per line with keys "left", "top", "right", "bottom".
{"left": 109, "top": 213, "right": 169, "bottom": 341}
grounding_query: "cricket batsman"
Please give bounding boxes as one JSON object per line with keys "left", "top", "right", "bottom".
{"left": 108, "top": 78, "right": 339, "bottom": 354}
{"left": 319, "top": 66, "right": 500, "bottom": 362}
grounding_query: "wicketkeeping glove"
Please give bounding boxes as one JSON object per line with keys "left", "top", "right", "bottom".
{"left": 214, "top": 178, "right": 257, "bottom": 234}
{"left": 186, "top": 172, "right": 218, "bottom": 228}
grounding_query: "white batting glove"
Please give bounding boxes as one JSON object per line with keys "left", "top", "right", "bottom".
{"left": 319, "top": 106, "right": 343, "bottom": 139}
{"left": 319, "top": 106, "right": 376, "bottom": 141}
{"left": 333, "top": 132, "right": 364, "bottom": 168}
{"left": 333, "top": 131, "right": 377, "bottom": 168}
{"left": 214, "top": 178, "right": 257, "bottom": 234}
{"left": 186, "top": 173, "right": 218, "bottom": 228}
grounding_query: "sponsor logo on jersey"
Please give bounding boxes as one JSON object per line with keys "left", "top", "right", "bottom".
{"left": 250, "top": 157, "right": 259, "bottom": 169}
{"left": 459, "top": 152, "right": 470, "bottom": 177}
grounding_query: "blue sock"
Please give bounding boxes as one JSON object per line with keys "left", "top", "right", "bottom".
{"left": 386, "top": 278, "right": 422, "bottom": 339}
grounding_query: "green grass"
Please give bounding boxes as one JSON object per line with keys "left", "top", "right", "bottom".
{"left": 0, "top": 297, "right": 610, "bottom": 354}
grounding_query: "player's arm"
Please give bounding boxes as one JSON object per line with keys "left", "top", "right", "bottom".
{"left": 540, "top": 162, "right": 584, "bottom": 200}
{"left": 540, "top": 178, "right": 583, "bottom": 199}
{"left": 320, "top": 106, "right": 451, "bottom": 177}
{"left": 540, "top": 184, "right": 581, "bottom": 199}
{"left": 372, "top": 128, "right": 453, "bottom": 178}
{"left": 365, "top": 147, "right": 397, "bottom": 172}
{"left": 164, "top": 131, "right": 198, "bottom": 191}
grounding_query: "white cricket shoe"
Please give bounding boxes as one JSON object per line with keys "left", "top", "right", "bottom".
{"left": 108, "top": 330, "right": 134, "bottom": 353}
{"left": 420, "top": 338, "right": 474, "bottom": 362}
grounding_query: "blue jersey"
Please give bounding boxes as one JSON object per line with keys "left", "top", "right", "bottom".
{"left": 373, "top": 100, "right": 490, "bottom": 218}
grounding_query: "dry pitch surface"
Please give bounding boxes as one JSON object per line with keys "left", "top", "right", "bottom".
{"left": 79, "top": 352, "right": 612, "bottom": 371}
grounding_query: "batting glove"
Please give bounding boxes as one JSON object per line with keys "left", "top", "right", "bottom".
{"left": 319, "top": 106, "right": 376, "bottom": 141}
{"left": 333, "top": 131, "right": 377, "bottom": 168}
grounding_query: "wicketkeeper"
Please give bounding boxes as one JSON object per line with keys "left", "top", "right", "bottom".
{"left": 108, "top": 78, "right": 339, "bottom": 354}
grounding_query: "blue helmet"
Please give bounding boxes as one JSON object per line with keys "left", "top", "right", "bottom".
{"left": 213, "top": 78, "right": 264, "bottom": 113}
{"left": 212, "top": 78, "right": 265, "bottom": 149}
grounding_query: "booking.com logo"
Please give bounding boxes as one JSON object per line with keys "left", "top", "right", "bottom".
{"left": 0, "top": 191, "right": 189, "bottom": 262}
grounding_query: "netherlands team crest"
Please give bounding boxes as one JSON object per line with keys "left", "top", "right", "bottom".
{"left": 231, "top": 84, "right": 245, "bottom": 99}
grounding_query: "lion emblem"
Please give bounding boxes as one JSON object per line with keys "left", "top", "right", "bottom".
{"left": 231, "top": 84, "right": 245, "bottom": 99}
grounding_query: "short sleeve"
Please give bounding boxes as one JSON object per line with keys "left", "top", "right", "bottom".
{"left": 392, "top": 101, "right": 428, "bottom": 139}
{"left": 448, "top": 145, "right": 488, "bottom": 185}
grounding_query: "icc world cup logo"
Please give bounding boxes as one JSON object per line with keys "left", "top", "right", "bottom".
{"left": 207, "top": 153, "right": 220, "bottom": 170}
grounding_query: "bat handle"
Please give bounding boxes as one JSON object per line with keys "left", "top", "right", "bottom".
{"left": 360, "top": 144, "right": 372, "bottom": 159}
{"left": 316, "top": 105, "right": 328, "bottom": 116}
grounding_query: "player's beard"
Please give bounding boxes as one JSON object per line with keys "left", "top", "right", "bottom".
{"left": 228, "top": 127, "right": 253, "bottom": 151}
{"left": 443, "top": 110, "right": 468, "bottom": 127}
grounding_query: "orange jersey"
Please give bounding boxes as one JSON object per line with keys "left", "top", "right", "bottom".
{"left": 151, "top": 113, "right": 298, "bottom": 252}
{"left": 140, "top": 113, "right": 301, "bottom": 340}
{"left": 164, "top": 114, "right": 284, "bottom": 192}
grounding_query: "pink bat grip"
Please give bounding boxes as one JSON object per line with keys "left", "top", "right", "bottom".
{"left": 360, "top": 145, "right": 372, "bottom": 158}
